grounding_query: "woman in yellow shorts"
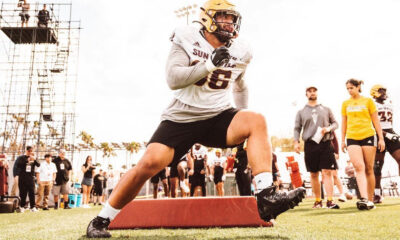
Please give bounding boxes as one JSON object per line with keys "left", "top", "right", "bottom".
{"left": 341, "top": 79, "right": 385, "bottom": 210}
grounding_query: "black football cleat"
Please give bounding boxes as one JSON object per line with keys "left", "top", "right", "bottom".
{"left": 86, "top": 216, "right": 111, "bottom": 238}
{"left": 256, "top": 186, "right": 306, "bottom": 221}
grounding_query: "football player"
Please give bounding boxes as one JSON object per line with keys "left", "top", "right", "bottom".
{"left": 170, "top": 152, "right": 190, "bottom": 198}
{"left": 188, "top": 143, "right": 208, "bottom": 196}
{"left": 86, "top": 0, "right": 305, "bottom": 237}
{"left": 210, "top": 149, "right": 227, "bottom": 196}
{"left": 371, "top": 85, "right": 400, "bottom": 203}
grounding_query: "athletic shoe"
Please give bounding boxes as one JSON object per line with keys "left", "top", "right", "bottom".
{"left": 43, "top": 207, "right": 49, "bottom": 211}
{"left": 17, "top": 207, "right": 25, "bottom": 213}
{"left": 256, "top": 186, "right": 306, "bottom": 222}
{"left": 30, "top": 207, "right": 39, "bottom": 212}
{"left": 86, "top": 216, "right": 111, "bottom": 238}
{"left": 312, "top": 201, "right": 323, "bottom": 209}
{"left": 338, "top": 194, "right": 347, "bottom": 202}
{"left": 54, "top": 203, "right": 58, "bottom": 210}
{"left": 373, "top": 195, "right": 383, "bottom": 204}
{"left": 326, "top": 200, "right": 340, "bottom": 209}
{"left": 357, "top": 198, "right": 375, "bottom": 210}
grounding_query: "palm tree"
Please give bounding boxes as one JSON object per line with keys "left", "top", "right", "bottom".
{"left": 124, "top": 141, "right": 141, "bottom": 167}
{"left": 100, "top": 142, "right": 117, "bottom": 168}
{"left": 78, "top": 131, "right": 95, "bottom": 148}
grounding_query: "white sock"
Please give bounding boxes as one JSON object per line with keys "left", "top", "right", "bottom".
{"left": 98, "top": 201, "right": 121, "bottom": 221}
{"left": 254, "top": 172, "right": 273, "bottom": 193}
{"left": 374, "top": 188, "right": 380, "bottom": 195}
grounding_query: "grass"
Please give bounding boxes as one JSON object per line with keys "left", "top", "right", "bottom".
{"left": 0, "top": 198, "right": 399, "bottom": 240}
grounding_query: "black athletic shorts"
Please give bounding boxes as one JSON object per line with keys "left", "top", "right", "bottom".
{"left": 380, "top": 129, "right": 400, "bottom": 154}
{"left": 304, "top": 140, "right": 337, "bottom": 173}
{"left": 93, "top": 187, "right": 103, "bottom": 196}
{"left": 149, "top": 108, "right": 239, "bottom": 168}
{"left": 214, "top": 165, "right": 224, "bottom": 184}
{"left": 347, "top": 135, "right": 377, "bottom": 147}
{"left": 191, "top": 172, "right": 206, "bottom": 187}
{"left": 150, "top": 168, "right": 167, "bottom": 184}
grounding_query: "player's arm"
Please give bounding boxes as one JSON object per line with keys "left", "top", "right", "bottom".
{"left": 166, "top": 43, "right": 210, "bottom": 90}
{"left": 187, "top": 152, "right": 194, "bottom": 176}
{"left": 233, "top": 72, "right": 248, "bottom": 109}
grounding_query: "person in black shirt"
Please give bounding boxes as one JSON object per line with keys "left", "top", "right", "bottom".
{"left": 37, "top": 4, "right": 50, "bottom": 27}
{"left": 52, "top": 149, "right": 72, "bottom": 209}
{"left": 81, "top": 156, "right": 95, "bottom": 208}
{"left": 234, "top": 144, "right": 252, "bottom": 196}
{"left": 93, "top": 169, "right": 106, "bottom": 205}
{"left": 15, "top": 146, "right": 40, "bottom": 212}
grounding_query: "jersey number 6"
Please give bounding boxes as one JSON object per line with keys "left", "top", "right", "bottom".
{"left": 195, "top": 69, "right": 232, "bottom": 89}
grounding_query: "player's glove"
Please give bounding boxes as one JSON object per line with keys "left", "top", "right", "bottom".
{"left": 205, "top": 46, "right": 230, "bottom": 71}
{"left": 222, "top": 175, "right": 226, "bottom": 181}
{"left": 385, "top": 133, "right": 400, "bottom": 142}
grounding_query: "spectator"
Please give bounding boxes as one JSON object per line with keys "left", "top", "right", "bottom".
{"left": 0, "top": 154, "right": 9, "bottom": 200}
{"left": 35, "top": 154, "right": 57, "bottom": 210}
{"left": 105, "top": 173, "right": 117, "bottom": 198}
{"left": 52, "top": 149, "right": 72, "bottom": 210}
{"left": 93, "top": 169, "right": 105, "bottom": 205}
{"left": 81, "top": 156, "right": 95, "bottom": 208}
{"left": 37, "top": 4, "right": 50, "bottom": 27}
{"left": 18, "top": 0, "right": 30, "bottom": 27}
{"left": 15, "top": 146, "right": 40, "bottom": 212}
{"left": 101, "top": 171, "right": 108, "bottom": 203}
{"left": 11, "top": 154, "right": 22, "bottom": 196}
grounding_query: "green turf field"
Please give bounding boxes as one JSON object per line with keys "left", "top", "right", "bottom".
{"left": 0, "top": 198, "right": 399, "bottom": 240}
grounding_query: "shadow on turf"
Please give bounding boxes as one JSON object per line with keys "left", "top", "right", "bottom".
{"left": 78, "top": 234, "right": 290, "bottom": 240}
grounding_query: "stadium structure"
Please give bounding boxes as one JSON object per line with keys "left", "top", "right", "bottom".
{"left": 0, "top": 2, "right": 80, "bottom": 161}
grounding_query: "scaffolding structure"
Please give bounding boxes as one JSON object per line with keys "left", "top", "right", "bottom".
{"left": 0, "top": 2, "right": 80, "bottom": 161}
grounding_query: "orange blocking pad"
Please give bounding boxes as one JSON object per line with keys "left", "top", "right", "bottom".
{"left": 109, "top": 196, "right": 270, "bottom": 229}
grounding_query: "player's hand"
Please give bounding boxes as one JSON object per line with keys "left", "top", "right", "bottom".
{"left": 294, "top": 142, "right": 300, "bottom": 154}
{"left": 321, "top": 127, "right": 328, "bottom": 135}
{"left": 189, "top": 169, "right": 194, "bottom": 176}
{"left": 209, "top": 175, "right": 214, "bottom": 182}
{"left": 211, "top": 46, "right": 230, "bottom": 67}
{"left": 378, "top": 139, "right": 385, "bottom": 152}
{"left": 222, "top": 175, "right": 226, "bottom": 181}
{"left": 341, "top": 141, "right": 347, "bottom": 153}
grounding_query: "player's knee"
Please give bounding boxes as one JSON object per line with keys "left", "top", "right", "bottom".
{"left": 247, "top": 112, "right": 267, "bottom": 131}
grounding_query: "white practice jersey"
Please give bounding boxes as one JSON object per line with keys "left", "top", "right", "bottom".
{"left": 170, "top": 24, "right": 252, "bottom": 109}
{"left": 376, "top": 100, "right": 393, "bottom": 130}
{"left": 192, "top": 146, "right": 207, "bottom": 160}
{"left": 212, "top": 155, "right": 226, "bottom": 167}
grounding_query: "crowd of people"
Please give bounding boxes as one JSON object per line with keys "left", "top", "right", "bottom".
{"left": 0, "top": 147, "right": 121, "bottom": 212}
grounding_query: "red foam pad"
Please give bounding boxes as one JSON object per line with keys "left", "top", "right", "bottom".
{"left": 109, "top": 196, "right": 270, "bottom": 229}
